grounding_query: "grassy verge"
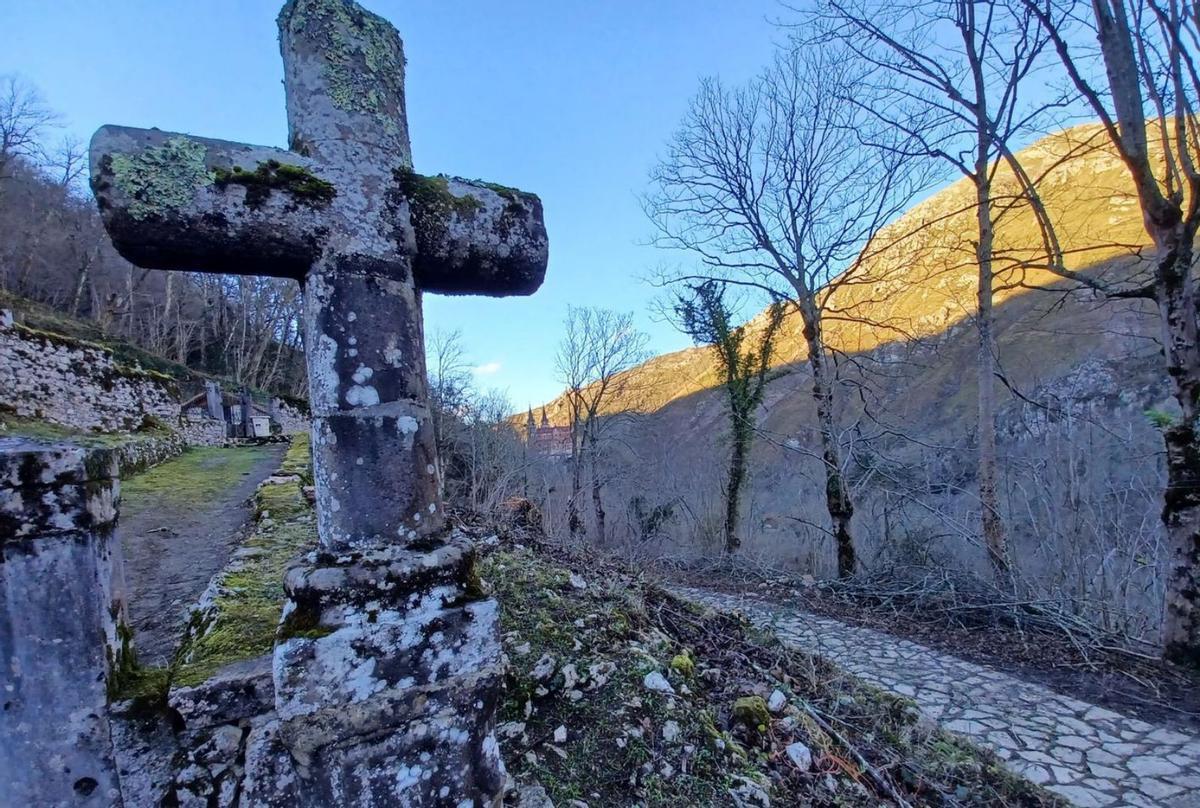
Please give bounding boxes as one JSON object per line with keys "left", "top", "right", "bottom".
{"left": 481, "top": 538, "right": 1059, "bottom": 807}
{"left": 120, "top": 443, "right": 277, "bottom": 519}
{"left": 0, "top": 411, "right": 173, "bottom": 448}
{"left": 173, "top": 435, "right": 316, "bottom": 686}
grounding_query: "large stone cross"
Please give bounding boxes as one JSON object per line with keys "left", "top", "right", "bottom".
{"left": 90, "top": 0, "right": 548, "bottom": 552}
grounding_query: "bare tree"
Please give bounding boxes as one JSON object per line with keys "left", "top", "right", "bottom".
{"left": 674, "top": 281, "right": 786, "bottom": 553}
{"left": 554, "top": 306, "right": 649, "bottom": 541}
{"left": 816, "top": 0, "right": 1063, "bottom": 588}
{"left": 0, "top": 75, "right": 58, "bottom": 182}
{"left": 646, "top": 41, "right": 928, "bottom": 577}
{"left": 1013, "top": 0, "right": 1200, "bottom": 663}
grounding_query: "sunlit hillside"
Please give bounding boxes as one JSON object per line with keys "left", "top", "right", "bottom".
{"left": 535, "top": 122, "right": 1151, "bottom": 423}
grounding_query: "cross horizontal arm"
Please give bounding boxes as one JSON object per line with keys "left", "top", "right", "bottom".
{"left": 90, "top": 126, "right": 337, "bottom": 279}
{"left": 399, "top": 173, "right": 548, "bottom": 296}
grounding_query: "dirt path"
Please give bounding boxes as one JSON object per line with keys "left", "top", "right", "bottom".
{"left": 118, "top": 444, "right": 285, "bottom": 667}
{"left": 674, "top": 585, "right": 1200, "bottom": 808}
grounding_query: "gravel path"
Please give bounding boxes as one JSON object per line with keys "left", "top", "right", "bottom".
{"left": 672, "top": 586, "right": 1200, "bottom": 807}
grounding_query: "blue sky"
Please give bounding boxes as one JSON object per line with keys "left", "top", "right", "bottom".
{"left": 3, "top": 0, "right": 784, "bottom": 407}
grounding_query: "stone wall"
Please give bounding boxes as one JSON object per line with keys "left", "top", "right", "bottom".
{"left": 116, "top": 431, "right": 187, "bottom": 477}
{"left": 270, "top": 397, "right": 309, "bottom": 435}
{"left": 180, "top": 413, "right": 228, "bottom": 447}
{"left": 0, "top": 317, "right": 180, "bottom": 433}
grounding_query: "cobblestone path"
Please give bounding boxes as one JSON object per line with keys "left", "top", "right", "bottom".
{"left": 672, "top": 586, "right": 1200, "bottom": 807}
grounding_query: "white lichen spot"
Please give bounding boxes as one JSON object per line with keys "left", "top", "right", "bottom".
{"left": 383, "top": 336, "right": 404, "bottom": 367}
{"left": 346, "top": 385, "right": 380, "bottom": 407}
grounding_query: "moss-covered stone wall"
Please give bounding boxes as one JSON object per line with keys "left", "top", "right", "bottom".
{"left": 0, "top": 317, "right": 180, "bottom": 434}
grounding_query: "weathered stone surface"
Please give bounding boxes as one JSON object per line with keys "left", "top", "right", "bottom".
{"left": 0, "top": 438, "right": 118, "bottom": 540}
{"left": 271, "top": 534, "right": 505, "bottom": 806}
{"left": 169, "top": 654, "right": 276, "bottom": 729}
{"left": 0, "top": 316, "right": 179, "bottom": 435}
{"left": 0, "top": 439, "right": 128, "bottom": 807}
{"left": 87, "top": 1, "right": 546, "bottom": 804}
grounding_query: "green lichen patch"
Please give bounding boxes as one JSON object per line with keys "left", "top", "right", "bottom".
{"left": 281, "top": 0, "right": 406, "bottom": 137}
{"left": 213, "top": 159, "right": 336, "bottom": 209}
{"left": 108, "top": 136, "right": 212, "bottom": 221}
{"left": 172, "top": 435, "right": 317, "bottom": 687}
{"left": 482, "top": 539, "right": 1059, "bottom": 807}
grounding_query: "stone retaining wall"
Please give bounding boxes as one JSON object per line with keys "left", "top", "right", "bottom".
{"left": 270, "top": 397, "right": 309, "bottom": 435}
{"left": 179, "top": 414, "right": 228, "bottom": 447}
{"left": 0, "top": 317, "right": 180, "bottom": 434}
{"left": 115, "top": 431, "right": 187, "bottom": 477}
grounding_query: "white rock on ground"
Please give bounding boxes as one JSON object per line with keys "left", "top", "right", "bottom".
{"left": 643, "top": 671, "right": 675, "bottom": 694}
{"left": 785, "top": 741, "right": 813, "bottom": 771}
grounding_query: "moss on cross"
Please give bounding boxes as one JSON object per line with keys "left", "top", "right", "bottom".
{"left": 108, "top": 136, "right": 212, "bottom": 221}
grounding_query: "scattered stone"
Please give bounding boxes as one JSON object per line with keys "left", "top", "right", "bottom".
{"left": 553, "top": 725, "right": 567, "bottom": 744}
{"left": 568, "top": 573, "right": 587, "bottom": 590}
{"left": 662, "top": 720, "right": 681, "bottom": 743}
{"left": 784, "top": 741, "right": 813, "bottom": 771}
{"left": 532, "top": 654, "right": 557, "bottom": 681}
{"left": 728, "top": 774, "right": 771, "bottom": 807}
{"left": 643, "top": 671, "right": 675, "bottom": 694}
{"left": 513, "top": 782, "right": 555, "bottom": 808}
{"left": 767, "top": 689, "right": 787, "bottom": 714}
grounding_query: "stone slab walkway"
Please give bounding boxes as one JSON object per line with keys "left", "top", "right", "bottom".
{"left": 672, "top": 585, "right": 1200, "bottom": 807}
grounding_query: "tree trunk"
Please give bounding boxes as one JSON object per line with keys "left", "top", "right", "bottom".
{"left": 1156, "top": 228, "right": 1200, "bottom": 666}
{"left": 801, "top": 309, "right": 857, "bottom": 578}
{"left": 973, "top": 172, "right": 1014, "bottom": 589}
{"left": 568, "top": 416, "right": 584, "bottom": 537}
{"left": 588, "top": 430, "right": 606, "bottom": 543}
{"left": 724, "top": 422, "right": 749, "bottom": 554}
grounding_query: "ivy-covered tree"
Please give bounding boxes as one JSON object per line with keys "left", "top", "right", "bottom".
{"left": 675, "top": 281, "right": 785, "bottom": 553}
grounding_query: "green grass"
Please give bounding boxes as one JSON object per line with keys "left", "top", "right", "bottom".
{"left": 120, "top": 445, "right": 276, "bottom": 519}
{"left": 0, "top": 412, "right": 170, "bottom": 448}
{"left": 172, "top": 435, "right": 317, "bottom": 687}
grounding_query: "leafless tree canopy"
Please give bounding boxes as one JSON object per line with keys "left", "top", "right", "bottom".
{"left": 555, "top": 306, "right": 650, "bottom": 540}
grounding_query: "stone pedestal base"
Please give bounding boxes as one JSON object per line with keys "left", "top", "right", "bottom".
{"left": 260, "top": 533, "right": 505, "bottom": 807}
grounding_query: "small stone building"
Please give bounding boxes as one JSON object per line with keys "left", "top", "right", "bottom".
{"left": 181, "top": 382, "right": 276, "bottom": 439}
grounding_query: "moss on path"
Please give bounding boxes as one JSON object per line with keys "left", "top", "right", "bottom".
{"left": 174, "top": 436, "right": 317, "bottom": 686}
{"left": 119, "top": 444, "right": 286, "bottom": 666}
{"left": 121, "top": 445, "right": 277, "bottom": 520}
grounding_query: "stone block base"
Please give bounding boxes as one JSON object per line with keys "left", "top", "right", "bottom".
{"left": 263, "top": 533, "right": 505, "bottom": 806}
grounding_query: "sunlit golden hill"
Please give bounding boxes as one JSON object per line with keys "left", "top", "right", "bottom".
{"left": 535, "top": 122, "right": 1152, "bottom": 424}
